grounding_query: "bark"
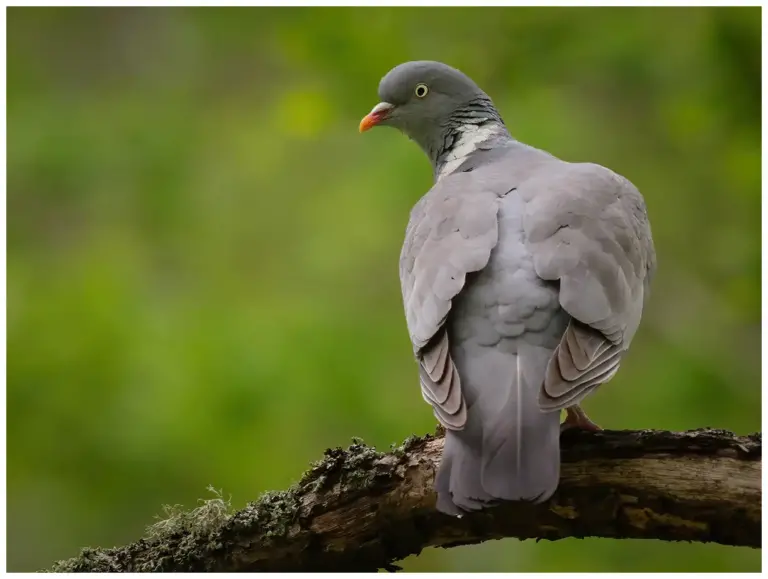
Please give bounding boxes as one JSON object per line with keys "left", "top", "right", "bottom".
{"left": 49, "top": 428, "right": 761, "bottom": 573}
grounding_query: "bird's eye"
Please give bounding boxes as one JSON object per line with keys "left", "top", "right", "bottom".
{"left": 414, "top": 83, "right": 429, "bottom": 98}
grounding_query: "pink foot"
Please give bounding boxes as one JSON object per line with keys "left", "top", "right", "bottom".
{"left": 561, "top": 405, "right": 602, "bottom": 432}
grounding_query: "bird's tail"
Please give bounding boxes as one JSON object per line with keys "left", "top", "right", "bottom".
{"left": 435, "top": 341, "right": 561, "bottom": 514}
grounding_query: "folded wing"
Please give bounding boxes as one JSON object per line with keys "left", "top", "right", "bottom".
{"left": 400, "top": 173, "right": 503, "bottom": 429}
{"left": 521, "top": 163, "right": 656, "bottom": 410}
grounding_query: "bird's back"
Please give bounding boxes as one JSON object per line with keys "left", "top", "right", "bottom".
{"left": 435, "top": 150, "right": 570, "bottom": 507}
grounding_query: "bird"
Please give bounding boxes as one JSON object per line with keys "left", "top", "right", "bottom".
{"left": 359, "top": 61, "right": 656, "bottom": 516}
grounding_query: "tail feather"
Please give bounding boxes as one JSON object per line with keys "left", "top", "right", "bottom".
{"left": 437, "top": 426, "right": 494, "bottom": 515}
{"left": 435, "top": 341, "right": 561, "bottom": 514}
{"left": 481, "top": 342, "right": 560, "bottom": 502}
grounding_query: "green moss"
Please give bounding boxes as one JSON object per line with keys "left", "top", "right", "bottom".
{"left": 250, "top": 489, "right": 301, "bottom": 538}
{"left": 297, "top": 437, "right": 385, "bottom": 494}
{"left": 391, "top": 431, "right": 434, "bottom": 458}
{"left": 298, "top": 457, "right": 329, "bottom": 489}
{"left": 145, "top": 485, "right": 233, "bottom": 540}
{"left": 49, "top": 547, "right": 119, "bottom": 573}
{"left": 47, "top": 434, "right": 423, "bottom": 572}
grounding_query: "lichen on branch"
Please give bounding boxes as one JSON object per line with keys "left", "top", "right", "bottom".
{"left": 49, "top": 428, "right": 761, "bottom": 573}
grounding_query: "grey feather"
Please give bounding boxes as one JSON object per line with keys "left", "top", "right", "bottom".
{"left": 368, "top": 60, "right": 655, "bottom": 515}
{"left": 521, "top": 163, "right": 655, "bottom": 410}
{"left": 400, "top": 152, "right": 654, "bottom": 513}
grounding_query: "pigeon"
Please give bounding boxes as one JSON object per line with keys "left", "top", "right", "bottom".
{"left": 360, "top": 61, "right": 656, "bottom": 515}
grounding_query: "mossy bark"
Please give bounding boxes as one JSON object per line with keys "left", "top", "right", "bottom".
{"left": 49, "top": 428, "right": 761, "bottom": 572}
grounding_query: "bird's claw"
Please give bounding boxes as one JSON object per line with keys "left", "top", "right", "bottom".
{"left": 561, "top": 405, "right": 602, "bottom": 432}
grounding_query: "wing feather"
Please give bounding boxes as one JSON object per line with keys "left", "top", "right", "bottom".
{"left": 522, "top": 163, "right": 656, "bottom": 410}
{"left": 400, "top": 172, "right": 504, "bottom": 430}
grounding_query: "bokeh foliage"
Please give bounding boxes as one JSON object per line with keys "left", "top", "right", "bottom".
{"left": 7, "top": 6, "right": 760, "bottom": 572}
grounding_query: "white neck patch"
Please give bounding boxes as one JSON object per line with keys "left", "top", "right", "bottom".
{"left": 437, "top": 122, "right": 505, "bottom": 180}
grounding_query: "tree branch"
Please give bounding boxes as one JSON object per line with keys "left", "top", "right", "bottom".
{"left": 49, "top": 428, "right": 761, "bottom": 572}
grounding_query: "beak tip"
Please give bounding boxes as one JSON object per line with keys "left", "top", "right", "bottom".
{"left": 359, "top": 115, "right": 376, "bottom": 133}
{"left": 359, "top": 102, "right": 394, "bottom": 134}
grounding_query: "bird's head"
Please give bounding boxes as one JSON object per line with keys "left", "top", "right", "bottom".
{"left": 359, "top": 61, "right": 501, "bottom": 161}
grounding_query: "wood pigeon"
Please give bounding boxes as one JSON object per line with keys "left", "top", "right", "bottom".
{"left": 360, "top": 61, "right": 656, "bottom": 515}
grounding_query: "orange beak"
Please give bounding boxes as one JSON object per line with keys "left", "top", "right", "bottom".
{"left": 359, "top": 102, "right": 395, "bottom": 133}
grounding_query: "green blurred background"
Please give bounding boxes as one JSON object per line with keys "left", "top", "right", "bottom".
{"left": 7, "top": 6, "right": 761, "bottom": 572}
